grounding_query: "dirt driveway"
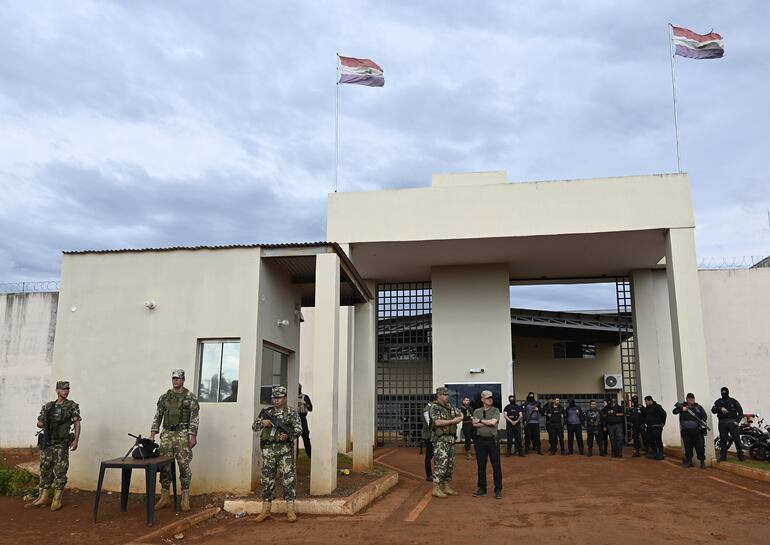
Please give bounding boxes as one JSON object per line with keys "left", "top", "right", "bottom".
{"left": 4, "top": 446, "right": 770, "bottom": 545}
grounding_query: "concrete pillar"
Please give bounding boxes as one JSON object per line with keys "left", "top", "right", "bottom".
{"left": 630, "top": 270, "right": 662, "bottom": 401}
{"left": 310, "top": 252, "right": 340, "bottom": 494}
{"left": 432, "top": 264, "right": 512, "bottom": 400}
{"left": 665, "top": 228, "right": 716, "bottom": 461}
{"left": 337, "top": 307, "right": 353, "bottom": 453}
{"left": 352, "top": 280, "right": 376, "bottom": 472}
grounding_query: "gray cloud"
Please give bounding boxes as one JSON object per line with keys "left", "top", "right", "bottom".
{"left": 1, "top": 1, "right": 768, "bottom": 310}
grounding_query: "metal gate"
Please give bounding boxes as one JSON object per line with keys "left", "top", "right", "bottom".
{"left": 376, "top": 282, "right": 433, "bottom": 447}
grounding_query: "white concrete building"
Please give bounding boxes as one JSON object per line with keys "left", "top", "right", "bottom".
{"left": 10, "top": 170, "right": 766, "bottom": 495}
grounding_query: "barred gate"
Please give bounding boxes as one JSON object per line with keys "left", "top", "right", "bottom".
{"left": 376, "top": 282, "right": 433, "bottom": 448}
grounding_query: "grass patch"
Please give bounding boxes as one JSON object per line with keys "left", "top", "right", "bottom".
{"left": 0, "top": 465, "right": 38, "bottom": 496}
{"left": 724, "top": 455, "right": 770, "bottom": 472}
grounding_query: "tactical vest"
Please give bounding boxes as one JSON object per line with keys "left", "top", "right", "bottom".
{"left": 260, "top": 408, "right": 289, "bottom": 443}
{"left": 432, "top": 403, "right": 458, "bottom": 438}
{"left": 163, "top": 390, "right": 192, "bottom": 429}
{"left": 48, "top": 401, "right": 74, "bottom": 441}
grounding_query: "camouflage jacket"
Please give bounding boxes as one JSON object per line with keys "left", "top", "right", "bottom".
{"left": 252, "top": 406, "right": 303, "bottom": 444}
{"left": 151, "top": 388, "right": 200, "bottom": 435}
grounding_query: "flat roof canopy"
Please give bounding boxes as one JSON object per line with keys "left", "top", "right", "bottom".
{"left": 350, "top": 229, "right": 667, "bottom": 283}
{"left": 262, "top": 243, "right": 372, "bottom": 306}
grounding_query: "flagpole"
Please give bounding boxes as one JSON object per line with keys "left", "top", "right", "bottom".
{"left": 668, "top": 24, "right": 682, "bottom": 173}
{"left": 335, "top": 54, "right": 340, "bottom": 193}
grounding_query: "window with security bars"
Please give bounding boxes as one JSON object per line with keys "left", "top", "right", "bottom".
{"left": 377, "top": 282, "right": 432, "bottom": 362}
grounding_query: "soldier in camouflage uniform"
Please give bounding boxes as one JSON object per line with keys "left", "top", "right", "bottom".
{"left": 252, "top": 385, "right": 303, "bottom": 523}
{"left": 26, "top": 380, "right": 81, "bottom": 511}
{"left": 429, "top": 386, "right": 464, "bottom": 499}
{"left": 150, "top": 369, "right": 200, "bottom": 512}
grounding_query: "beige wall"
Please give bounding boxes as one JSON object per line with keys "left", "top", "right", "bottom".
{"left": 0, "top": 292, "right": 58, "bottom": 447}
{"left": 52, "top": 248, "right": 301, "bottom": 494}
{"left": 329, "top": 173, "right": 694, "bottom": 244}
{"left": 700, "top": 268, "right": 770, "bottom": 420}
{"left": 431, "top": 264, "right": 513, "bottom": 417}
{"left": 513, "top": 336, "right": 621, "bottom": 398}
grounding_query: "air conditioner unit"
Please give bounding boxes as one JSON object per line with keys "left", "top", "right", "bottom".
{"left": 604, "top": 374, "right": 623, "bottom": 390}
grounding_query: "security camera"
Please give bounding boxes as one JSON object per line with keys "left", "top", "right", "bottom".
{"left": 469, "top": 368, "right": 485, "bottom": 374}
{"left": 143, "top": 300, "right": 157, "bottom": 310}
{"left": 277, "top": 319, "right": 290, "bottom": 327}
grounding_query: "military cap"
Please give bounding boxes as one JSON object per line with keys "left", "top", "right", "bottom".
{"left": 272, "top": 385, "right": 287, "bottom": 398}
{"left": 481, "top": 390, "right": 493, "bottom": 398}
{"left": 56, "top": 380, "right": 70, "bottom": 390}
{"left": 436, "top": 386, "right": 449, "bottom": 395}
{"left": 171, "top": 369, "right": 185, "bottom": 379}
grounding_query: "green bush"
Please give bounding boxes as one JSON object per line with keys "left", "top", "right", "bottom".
{"left": 0, "top": 466, "right": 38, "bottom": 496}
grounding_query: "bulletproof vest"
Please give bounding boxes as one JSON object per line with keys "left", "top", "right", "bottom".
{"left": 163, "top": 390, "right": 192, "bottom": 427}
{"left": 260, "top": 407, "right": 291, "bottom": 443}
{"left": 432, "top": 403, "right": 458, "bottom": 437}
{"left": 585, "top": 409, "right": 600, "bottom": 426}
{"left": 48, "top": 401, "right": 74, "bottom": 441}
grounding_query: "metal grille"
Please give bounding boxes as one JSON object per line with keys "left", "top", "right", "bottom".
{"left": 376, "top": 282, "right": 433, "bottom": 447}
{"left": 616, "top": 278, "right": 637, "bottom": 443}
{"left": 377, "top": 282, "right": 432, "bottom": 361}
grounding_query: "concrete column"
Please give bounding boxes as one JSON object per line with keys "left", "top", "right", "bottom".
{"left": 432, "top": 264, "right": 512, "bottom": 400}
{"left": 310, "top": 252, "right": 340, "bottom": 494}
{"left": 337, "top": 307, "right": 353, "bottom": 453}
{"left": 630, "top": 270, "right": 662, "bottom": 401}
{"left": 352, "top": 280, "right": 376, "bottom": 472}
{"left": 665, "top": 228, "right": 716, "bottom": 461}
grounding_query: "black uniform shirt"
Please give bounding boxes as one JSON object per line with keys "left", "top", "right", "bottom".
{"left": 503, "top": 404, "right": 521, "bottom": 427}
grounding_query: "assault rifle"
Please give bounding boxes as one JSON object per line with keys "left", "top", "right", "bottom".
{"left": 675, "top": 402, "right": 711, "bottom": 433}
{"left": 35, "top": 403, "right": 53, "bottom": 450}
{"left": 258, "top": 408, "right": 296, "bottom": 439}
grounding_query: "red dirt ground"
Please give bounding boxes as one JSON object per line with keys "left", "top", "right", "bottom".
{"left": 4, "top": 446, "right": 770, "bottom": 545}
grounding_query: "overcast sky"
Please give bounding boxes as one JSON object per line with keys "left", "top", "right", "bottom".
{"left": 1, "top": 1, "right": 768, "bottom": 309}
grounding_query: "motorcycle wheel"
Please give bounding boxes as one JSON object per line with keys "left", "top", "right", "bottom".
{"left": 740, "top": 435, "right": 757, "bottom": 450}
{"left": 749, "top": 444, "right": 770, "bottom": 462}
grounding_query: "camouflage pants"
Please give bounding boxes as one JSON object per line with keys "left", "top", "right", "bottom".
{"left": 159, "top": 431, "right": 193, "bottom": 490}
{"left": 261, "top": 442, "right": 296, "bottom": 502}
{"left": 432, "top": 437, "right": 456, "bottom": 484}
{"left": 39, "top": 442, "right": 70, "bottom": 490}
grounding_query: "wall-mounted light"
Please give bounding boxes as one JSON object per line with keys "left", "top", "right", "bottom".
{"left": 144, "top": 300, "right": 157, "bottom": 310}
{"left": 469, "top": 368, "right": 485, "bottom": 374}
{"left": 277, "top": 319, "right": 290, "bottom": 327}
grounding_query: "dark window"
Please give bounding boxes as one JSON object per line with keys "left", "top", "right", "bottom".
{"left": 553, "top": 342, "right": 596, "bottom": 359}
{"left": 197, "top": 340, "right": 240, "bottom": 402}
{"left": 260, "top": 344, "right": 289, "bottom": 404}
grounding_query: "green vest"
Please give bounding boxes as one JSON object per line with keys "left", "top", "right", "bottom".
{"left": 47, "top": 401, "right": 75, "bottom": 441}
{"left": 432, "top": 403, "right": 458, "bottom": 438}
{"left": 163, "top": 390, "right": 192, "bottom": 428}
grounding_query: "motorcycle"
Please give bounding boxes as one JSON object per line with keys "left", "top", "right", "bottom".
{"left": 749, "top": 420, "right": 770, "bottom": 461}
{"left": 714, "top": 414, "right": 765, "bottom": 452}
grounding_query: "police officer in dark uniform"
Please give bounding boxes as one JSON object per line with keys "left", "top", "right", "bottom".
{"left": 644, "top": 395, "right": 667, "bottom": 460}
{"left": 673, "top": 393, "right": 708, "bottom": 469}
{"left": 522, "top": 392, "right": 543, "bottom": 455}
{"left": 711, "top": 386, "right": 745, "bottom": 462}
{"left": 565, "top": 399, "right": 584, "bottom": 455}
{"left": 626, "top": 395, "right": 647, "bottom": 457}
{"left": 545, "top": 397, "right": 565, "bottom": 455}
{"left": 602, "top": 397, "right": 626, "bottom": 458}
{"left": 600, "top": 399, "right": 611, "bottom": 453}
{"left": 503, "top": 395, "right": 524, "bottom": 457}
{"left": 584, "top": 400, "right": 604, "bottom": 456}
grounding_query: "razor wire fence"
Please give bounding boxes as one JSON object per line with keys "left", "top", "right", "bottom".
{"left": 0, "top": 281, "right": 60, "bottom": 294}
{"left": 697, "top": 256, "right": 769, "bottom": 270}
